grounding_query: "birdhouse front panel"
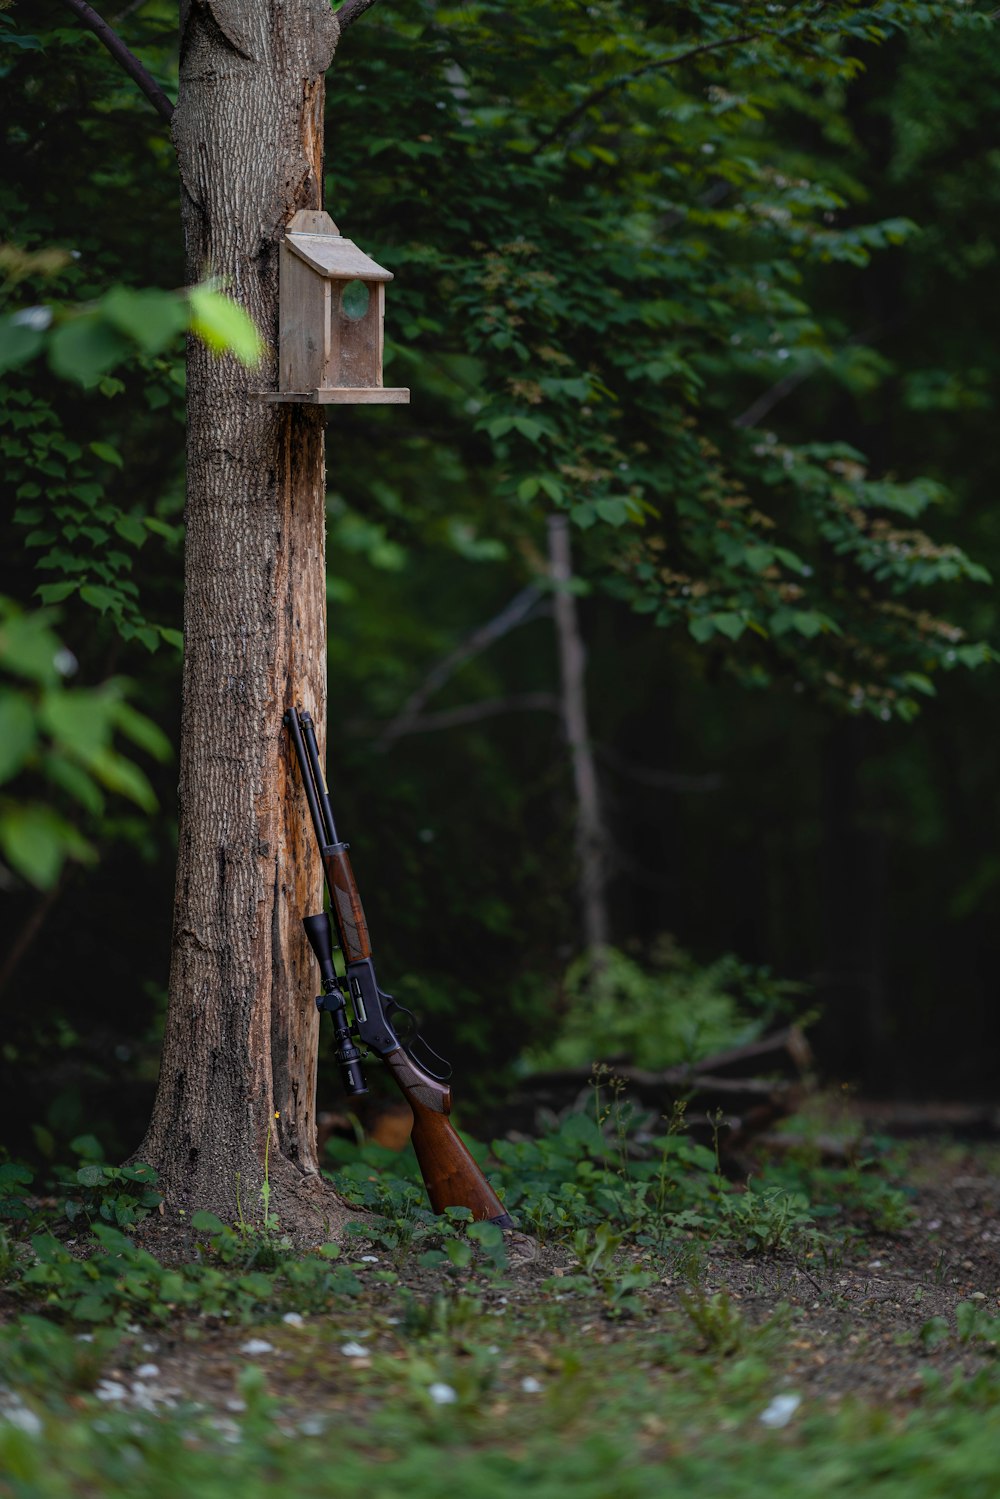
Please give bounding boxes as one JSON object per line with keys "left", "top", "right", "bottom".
{"left": 328, "top": 279, "right": 383, "bottom": 390}
{"left": 266, "top": 210, "right": 408, "bottom": 405}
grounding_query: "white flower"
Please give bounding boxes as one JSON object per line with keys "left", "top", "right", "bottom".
{"left": 11, "top": 306, "right": 52, "bottom": 332}
{"left": 95, "top": 1381, "right": 128, "bottom": 1403}
{"left": 760, "top": 1393, "right": 801, "bottom": 1428}
{"left": 520, "top": 1377, "right": 543, "bottom": 1394}
{"left": 340, "top": 1342, "right": 368, "bottom": 1358}
{"left": 134, "top": 1364, "right": 160, "bottom": 1380}
{"left": 2, "top": 1401, "right": 42, "bottom": 1436}
{"left": 428, "top": 1383, "right": 457, "bottom": 1406}
{"left": 360, "top": 1255, "right": 379, "bottom": 1263}
{"left": 239, "top": 1339, "right": 273, "bottom": 1356}
{"left": 282, "top": 1312, "right": 304, "bottom": 1326}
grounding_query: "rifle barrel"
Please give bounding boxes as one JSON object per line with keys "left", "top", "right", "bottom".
{"left": 299, "top": 710, "right": 341, "bottom": 847}
{"left": 285, "top": 707, "right": 337, "bottom": 850}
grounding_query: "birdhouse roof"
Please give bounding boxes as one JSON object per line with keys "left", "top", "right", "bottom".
{"left": 285, "top": 231, "right": 394, "bottom": 283}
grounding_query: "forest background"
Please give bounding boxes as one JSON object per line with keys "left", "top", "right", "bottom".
{"left": 1, "top": 0, "right": 999, "bottom": 1170}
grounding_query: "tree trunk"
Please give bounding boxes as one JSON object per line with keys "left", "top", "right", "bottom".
{"left": 547, "top": 514, "right": 610, "bottom": 955}
{"left": 134, "top": 0, "right": 347, "bottom": 1239}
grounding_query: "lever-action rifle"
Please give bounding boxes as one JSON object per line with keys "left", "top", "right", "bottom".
{"left": 285, "top": 706, "right": 513, "bottom": 1228}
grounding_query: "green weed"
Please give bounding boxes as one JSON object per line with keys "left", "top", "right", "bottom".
{"left": 716, "top": 1184, "right": 822, "bottom": 1256}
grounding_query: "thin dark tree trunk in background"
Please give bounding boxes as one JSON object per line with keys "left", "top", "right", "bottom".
{"left": 134, "top": 0, "right": 346, "bottom": 1235}
{"left": 547, "top": 514, "right": 610, "bottom": 956}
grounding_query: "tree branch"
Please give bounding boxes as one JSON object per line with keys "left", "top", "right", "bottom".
{"left": 353, "top": 692, "right": 560, "bottom": 739}
{"left": 60, "top": 0, "right": 174, "bottom": 123}
{"left": 543, "top": 29, "right": 779, "bottom": 143}
{"left": 336, "top": 0, "right": 384, "bottom": 33}
{"left": 375, "top": 584, "right": 547, "bottom": 750}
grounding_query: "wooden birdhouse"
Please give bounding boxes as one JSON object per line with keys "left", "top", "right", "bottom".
{"left": 264, "top": 210, "right": 409, "bottom": 405}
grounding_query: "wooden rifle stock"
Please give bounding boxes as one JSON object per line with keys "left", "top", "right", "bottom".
{"left": 321, "top": 845, "right": 371, "bottom": 963}
{"left": 382, "top": 1048, "right": 512, "bottom": 1223}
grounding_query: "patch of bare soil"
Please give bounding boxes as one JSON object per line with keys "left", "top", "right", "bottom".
{"left": 55, "top": 1141, "right": 1000, "bottom": 1421}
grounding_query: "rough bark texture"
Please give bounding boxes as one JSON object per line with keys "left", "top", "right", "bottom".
{"left": 134, "top": 0, "right": 347, "bottom": 1239}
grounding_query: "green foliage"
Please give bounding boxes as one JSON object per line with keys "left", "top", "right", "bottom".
{"left": 527, "top": 937, "right": 805, "bottom": 1071}
{"left": 326, "top": 0, "right": 997, "bottom": 723}
{"left": 0, "top": 596, "right": 170, "bottom": 886}
{"left": 0, "top": 255, "right": 263, "bottom": 387}
{"left": 19, "top": 1222, "right": 361, "bottom": 1326}
{"left": 757, "top": 1136, "right": 918, "bottom": 1238}
{"left": 678, "top": 1288, "right": 792, "bottom": 1359}
{"left": 0, "top": 1315, "right": 121, "bottom": 1395}
{"left": 715, "top": 1183, "right": 820, "bottom": 1256}
{"left": 2, "top": 1301, "right": 1000, "bottom": 1499}
{"left": 547, "top": 1223, "right": 654, "bottom": 1317}
{"left": 329, "top": 1104, "right": 725, "bottom": 1251}
{"left": 60, "top": 1162, "right": 161, "bottom": 1230}
{"left": 0, "top": 1161, "right": 35, "bottom": 1225}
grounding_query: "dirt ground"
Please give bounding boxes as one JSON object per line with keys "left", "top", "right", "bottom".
{"left": 49, "top": 1139, "right": 998, "bottom": 1421}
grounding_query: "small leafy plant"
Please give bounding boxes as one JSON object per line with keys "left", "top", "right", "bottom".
{"left": 62, "top": 1162, "right": 162, "bottom": 1229}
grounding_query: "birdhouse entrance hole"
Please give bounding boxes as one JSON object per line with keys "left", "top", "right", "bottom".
{"left": 341, "top": 281, "right": 370, "bottom": 321}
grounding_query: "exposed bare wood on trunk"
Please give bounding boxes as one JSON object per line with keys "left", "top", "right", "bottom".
{"left": 547, "top": 514, "right": 609, "bottom": 955}
{"left": 134, "top": 0, "right": 345, "bottom": 1237}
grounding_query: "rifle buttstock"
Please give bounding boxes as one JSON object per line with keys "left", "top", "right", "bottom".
{"left": 382, "top": 1048, "right": 511, "bottom": 1225}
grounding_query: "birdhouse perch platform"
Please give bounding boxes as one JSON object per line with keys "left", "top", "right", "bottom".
{"left": 262, "top": 210, "right": 409, "bottom": 405}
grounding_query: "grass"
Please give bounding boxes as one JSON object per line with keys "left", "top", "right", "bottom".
{"left": 1, "top": 1102, "right": 996, "bottom": 1496}
{"left": 1, "top": 1307, "right": 1000, "bottom": 1499}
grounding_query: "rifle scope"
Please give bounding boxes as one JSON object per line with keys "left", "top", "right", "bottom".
{"left": 303, "top": 911, "right": 368, "bottom": 1097}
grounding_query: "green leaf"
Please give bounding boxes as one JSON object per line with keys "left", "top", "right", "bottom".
{"left": 113, "top": 515, "right": 147, "bottom": 546}
{"left": 191, "top": 1211, "right": 226, "bottom": 1233}
{"left": 39, "top": 689, "right": 113, "bottom": 761}
{"left": 689, "top": 616, "right": 716, "bottom": 643}
{"left": 34, "top": 582, "right": 79, "bottom": 605}
{"left": 0, "top": 315, "right": 45, "bottom": 373}
{"left": 0, "top": 691, "right": 36, "bottom": 784}
{"left": 595, "top": 498, "right": 629, "bottom": 526}
{"left": 72, "top": 1294, "right": 113, "bottom": 1323}
{"left": 101, "top": 286, "right": 187, "bottom": 355}
{"left": 45, "top": 753, "right": 105, "bottom": 814}
{"left": 444, "top": 1238, "right": 473, "bottom": 1268}
{"left": 511, "top": 416, "right": 545, "bottom": 442}
{"left": 110, "top": 700, "right": 172, "bottom": 761}
{"left": 0, "top": 804, "right": 90, "bottom": 887}
{"left": 0, "top": 611, "right": 65, "bottom": 684}
{"left": 79, "top": 584, "right": 123, "bottom": 615}
{"left": 713, "top": 612, "right": 746, "bottom": 641}
{"left": 49, "top": 315, "right": 130, "bottom": 386}
{"left": 791, "top": 611, "right": 826, "bottom": 639}
{"left": 89, "top": 441, "right": 124, "bottom": 468}
{"left": 88, "top": 748, "right": 158, "bottom": 812}
{"left": 188, "top": 286, "right": 264, "bottom": 366}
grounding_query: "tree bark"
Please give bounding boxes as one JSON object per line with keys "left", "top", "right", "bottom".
{"left": 547, "top": 514, "right": 610, "bottom": 955}
{"left": 133, "top": 0, "right": 346, "bottom": 1239}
